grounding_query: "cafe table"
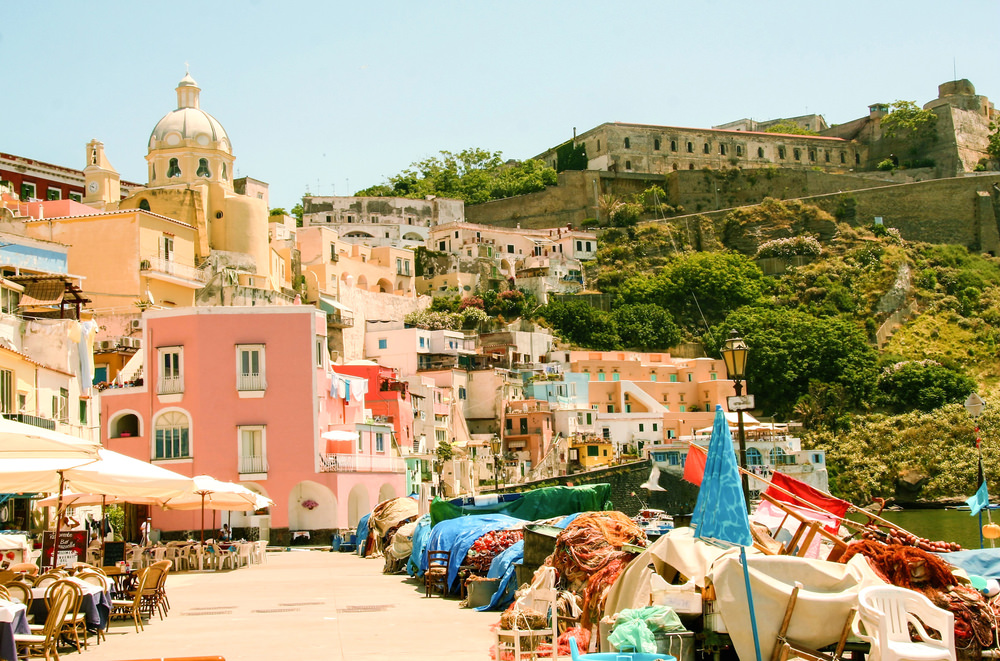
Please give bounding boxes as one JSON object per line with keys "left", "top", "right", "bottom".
{"left": 0, "top": 598, "right": 30, "bottom": 661}
{"left": 31, "top": 576, "right": 111, "bottom": 632}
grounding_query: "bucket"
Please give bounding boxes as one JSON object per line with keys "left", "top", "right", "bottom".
{"left": 467, "top": 578, "right": 500, "bottom": 608}
{"left": 523, "top": 524, "right": 561, "bottom": 566}
{"left": 330, "top": 534, "right": 341, "bottom": 552}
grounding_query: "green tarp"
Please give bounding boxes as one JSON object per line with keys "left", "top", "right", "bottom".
{"left": 430, "top": 484, "right": 612, "bottom": 526}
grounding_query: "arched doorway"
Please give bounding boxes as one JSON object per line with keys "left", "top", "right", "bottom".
{"left": 376, "top": 278, "right": 393, "bottom": 293}
{"left": 347, "top": 483, "right": 370, "bottom": 528}
{"left": 377, "top": 483, "right": 397, "bottom": 505}
{"left": 287, "top": 481, "right": 337, "bottom": 530}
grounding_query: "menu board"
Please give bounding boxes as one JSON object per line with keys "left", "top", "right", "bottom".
{"left": 102, "top": 541, "right": 125, "bottom": 567}
{"left": 40, "top": 530, "right": 87, "bottom": 568}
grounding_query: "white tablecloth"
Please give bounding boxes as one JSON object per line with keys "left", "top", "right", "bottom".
{"left": 0, "top": 599, "right": 26, "bottom": 624}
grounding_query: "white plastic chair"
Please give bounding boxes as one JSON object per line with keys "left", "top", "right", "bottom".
{"left": 852, "top": 585, "right": 955, "bottom": 661}
{"left": 253, "top": 540, "right": 268, "bottom": 565}
{"left": 496, "top": 566, "right": 559, "bottom": 661}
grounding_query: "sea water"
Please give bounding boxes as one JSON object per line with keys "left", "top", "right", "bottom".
{"left": 852, "top": 508, "right": 995, "bottom": 552}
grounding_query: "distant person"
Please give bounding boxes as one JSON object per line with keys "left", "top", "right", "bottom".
{"left": 219, "top": 524, "right": 232, "bottom": 542}
{"left": 139, "top": 517, "right": 151, "bottom": 545}
{"left": 58, "top": 513, "right": 82, "bottom": 531}
{"left": 101, "top": 517, "right": 114, "bottom": 541}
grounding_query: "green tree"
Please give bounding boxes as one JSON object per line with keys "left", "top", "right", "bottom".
{"left": 876, "top": 360, "right": 976, "bottom": 413}
{"left": 612, "top": 304, "right": 681, "bottom": 350}
{"left": 764, "top": 121, "right": 819, "bottom": 136}
{"left": 708, "top": 307, "right": 878, "bottom": 418}
{"left": 269, "top": 207, "right": 287, "bottom": 216}
{"left": 879, "top": 100, "right": 938, "bottom": 164}
{"left": 618, "top": 251, "right": 769, "bottom": 329}
{"left": 539, "top": 299, "right": 620, "bottom": 350}
{"left": 291, "top": 202, "right": 304, "bottom": 227}
{"left": 355, "top": 149, "right": 557, "bottom": 204}
{"left": 988, "top": 122, "right": 1000, "bottom": 162}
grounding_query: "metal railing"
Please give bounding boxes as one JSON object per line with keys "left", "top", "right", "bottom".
{"left": 158, "top": 376, "right": 183, "bottom": 395}
{"left": 2, "top": 413, "right": 56, "bottom": 430}
{"left": 237, "top": 373, "right": 266, "bottom": 392}
{"left": 141, "top": 257, "right": 210, "bottom": 283}
{"left": 239, "top": 455, "right": 269, "bottom": 474}
{"left": 318, "top": 453, "right": 405, "bottom": 473}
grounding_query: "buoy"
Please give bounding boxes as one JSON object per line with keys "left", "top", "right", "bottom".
{"left": 983, "top": 523, "right": 1000, "bottom": 539}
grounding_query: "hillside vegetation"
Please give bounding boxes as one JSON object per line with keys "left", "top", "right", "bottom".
{"left": 538, "top": 198, "right": 1000, "bottom": 503}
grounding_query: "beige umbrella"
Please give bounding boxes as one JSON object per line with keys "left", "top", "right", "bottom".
{"left": 161, "top": 475, "right": 273, "bottom": 544}
{"left": 0, "top": 417, "right": 99, "bottom": 459}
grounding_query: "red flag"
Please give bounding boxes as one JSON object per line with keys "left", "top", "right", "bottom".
{"left": 764, "top": 471, "right": 850, "bottom": 532}
{"left": 682, "top": 443, "right": 708, "bottom": 486}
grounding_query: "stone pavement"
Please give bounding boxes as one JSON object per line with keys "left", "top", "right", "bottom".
{"left": 80, "top": 549, "right": 499, "bottom": 661}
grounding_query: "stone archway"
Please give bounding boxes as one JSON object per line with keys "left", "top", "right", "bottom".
{"left": 347, "top": 483, "right": 370, "bottom": 528}
{"left": 377, "top": 483, "right": 398, "bottom": 505}
{"left": 376, "top": 278, "right": 393, "bottom": 293}
{"left": 287, "top": 481, "right": 337, "bottom": 531}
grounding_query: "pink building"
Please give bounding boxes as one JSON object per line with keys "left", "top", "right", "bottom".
{"left": 100, "top": 306, "right": 405, "bottom": 543}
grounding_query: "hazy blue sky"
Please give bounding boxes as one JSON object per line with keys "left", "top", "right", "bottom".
{"left": 4, "top": 1, "right": 998, "bottom": 209}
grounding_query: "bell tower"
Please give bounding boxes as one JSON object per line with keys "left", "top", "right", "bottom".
{"left": 83, "top": 139, "right": 121, "bottom": 210}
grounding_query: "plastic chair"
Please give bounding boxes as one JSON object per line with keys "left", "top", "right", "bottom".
{"left": 568, "top": 636, "right": 674, "bottom": 661}
{"left": 424, "top": 550, "right": 450, "bottom": 598}
{"left": 852, "top": 585, "right": 955, "bottom": 661}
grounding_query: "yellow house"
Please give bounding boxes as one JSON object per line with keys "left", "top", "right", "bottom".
{"left": 570, "top": 435, "right": 614, "bottom": 470}
{"left": 22, "top": 209, "right": 203, "bottom": 312}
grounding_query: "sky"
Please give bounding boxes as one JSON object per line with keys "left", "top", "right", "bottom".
{"left": 4, "top": 1, "right": 999, "bottom": 210}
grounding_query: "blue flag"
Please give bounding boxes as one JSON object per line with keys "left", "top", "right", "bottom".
{"left": 967, "top": 481, "right": 990, "bottom": 516}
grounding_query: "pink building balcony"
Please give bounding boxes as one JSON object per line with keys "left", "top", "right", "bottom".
{"left": 319, "top": 453, "right": 405, "bottom": 473}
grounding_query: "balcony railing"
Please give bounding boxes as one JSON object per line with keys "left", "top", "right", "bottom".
{"left": 239, "top": 455, "right": 269, "bottom": 474}
{"left": 237, "top": 373, "right": 266, "bottom": 392}
{"left": 319, "top": 453, "right": 405, "bottom": 473}
{"left": 2, "top": 413, "right": 56, "bottom": 430}
{"left": 158, "top": 376, "right": 183, "bottom": 395}
{"left": 140, "top": 257, "right": 210, "bottom": 283}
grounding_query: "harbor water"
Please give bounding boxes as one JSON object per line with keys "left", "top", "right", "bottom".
{"left": 856, "top": 508, "right": 996, "bottom": 552}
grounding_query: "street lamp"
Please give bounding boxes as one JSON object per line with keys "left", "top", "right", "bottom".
{"left": 720, "top": 329, "right": 751, "bottom": 511}
{"left": 490, "top": 435, "right": 502, "bottom": 492}
{"left": 965, "top": 393, "right": 986, "bottom": 548}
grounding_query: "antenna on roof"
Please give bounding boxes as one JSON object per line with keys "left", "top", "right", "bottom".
{"left": 185, "top": 61, "right": 190, "bottom": 74}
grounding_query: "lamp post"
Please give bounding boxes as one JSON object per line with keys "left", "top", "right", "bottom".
{"left": 965, "top": 392, "right": 986, "bottom": 548}
{"left": 721, "top": 329, "right": 751, "bottom": 512}
{"left": 490, "top": 435, "right": 502, "bottom": 492}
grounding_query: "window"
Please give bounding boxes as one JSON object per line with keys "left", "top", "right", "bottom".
{"left": 79, "top": 399, "right": 87, "bottom": 425}
{"left": 825, "top": 151, "right": 830, "bottom": 163}
{"left": 602, "top": 428, "right": 610, "bottom": 439}
{"left": 652, "top": 423, "right": 658, "bottom": 432}
{"left": 586, "top": 412, "right": 592, "bottom": 425}
{"left": 855, "top": 153, "right": 860, "bottom": 165}
{"left": 719, "top": 144, "right": 727, "bottom": 155}
{"left": 612, "top": 373, "right": 620, "bottom": 382}
{"left": 703, "top": 143, "right": 710, "bottom": 154}
{"left": 746, "top": 448, "right": 763, "bottom": 466}
{"left": 505, "top": 418, "right": 512, "bottom": 430}
{"left": 439, "top": 241, "right": 446, "bottom": 251}
{"left": 667, "top": 452, "right": 680, "bottom": 466}
{"left": 587, "top": 445, "right": 599, "bottom": 457}
{"left": 670, "top": 140, "right": 677, "bottom": 151}
{"left": 197, "top": 158, "right": 211, "bottom": 178}
{"left": 519, "top": 418, "right": 528, "bottom": 434}
{"left": 625, "top": 404, "right": 631, "bottom": 413}
{"left": 778, "top": 147, "right": 786, "bottom": 159}
{"left": 46, "top": 188, "right": 61, "bottom": 201}
{"left": 792, "top": 148, "right": 800, "bottom": 160}
{"left": 687, "top": 373, "right": 692, "bottom": 382}
{"left": 669, "top": 374, "right": 677, "bottom": 383}
{"left": 458, "top": 387, "right": 466, "bottom": 400}
{"left": 596, "top": 139, "right": 600, "bottom": 151}
{"left": 639, "top": 424, "right": 644, "bottom": 432}
{"left": 0, "top": 369, "right": 11, "bottom": 413}
{"left": 222, "top": 163, "right": 228, "bottom": 180}
{"left": 667, "top": 430, "right": 675, "bottom": 439}
{"left": 419, "top": 336, "right": 425, "bottom": 348}
{"left": 679, "top": 405, "right": 686, "bottom": 412}
{"left": 158, "top": 347, "right": 183, "bottom": 394}
{"left": 625, "top": 160, "right": 631, "bottom": 170}
{"left": 236, "top": 344, "right": 266, "bottom": 392}
{"left": 808, "top": 150, "right": 816, "bottom": 161}
{"left": 757, "top": 147, "right": 764, "bottom": 158}
{"left": 710, "top": 373, "right": 717, "bottom": 380}
{"left": 654, "top": 139, "right": 660, "bottom": 150}
{"left": 585, "top": 241, "right": 591, "bottom": 251}
{"left": 686, "top": 142, "right": 693, "bottom": 153}
{"left": 378, "top": 339, "right": 387, "bottom": 350}
{"left": 576, "top": 241, "right": 582, "bottom": 251}
{"left": 139, "top": 199, "right": 150, "bottom": 211}
{"left": 607, "top": 404, "right": 614, "bottom": 413}
{"left": 736, "top": 145, "right": 742, "bottom": 156}
{"left": 375, "top": 432, "right": 385, "bottom": 453}
{"left": 624, "top": 138, "right": 630, "bottom": 149}
{"left": 20, "top": 182, "right": 35, "bottom": 201}
{"left": 68, "top": 192, "right": 82, "bottom": 202}
{"left": 55, "top": 388, "right": 68, "bottom": 422}
{"left": 167, "top": 158, "right": 182, "bottom": 178}
{"left": 159, "top": 235, "right": 174, "bottom": 262}
{"left": 507, "top": 244, "right": 514, "bottom": 254}
{"left": 840, "top": 152, "right": 846, "bottom": 164}
{"left": 239, "top": 426, "right": 267, "bottom": 473}
{"left": 597, "top": 373, "right": 606, "bottom": 382}
{"left": 316, "top": 338, "right": 325, "bottom": 367}
{"left": 154, "top": 411, "right": 190, "bottom": 459}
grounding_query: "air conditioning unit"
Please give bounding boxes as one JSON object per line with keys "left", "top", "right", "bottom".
{"left": 97, "top": 340, "right": 114, "bottom": 352}
{"left": 130, "top": 319, "right": 142, "bottom": 330}
{"left": 127, "top": 338, "right": 142, "bottom": 349}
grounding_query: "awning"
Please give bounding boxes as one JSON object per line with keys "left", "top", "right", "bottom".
{"left": 18, "top": 281, "right": 65, "bottom": 307}
{"left": 321, "top": 430, "right": 360, "bottom": 442}
{"left": 319, "top": 296, "right": 352, "bottom": 314}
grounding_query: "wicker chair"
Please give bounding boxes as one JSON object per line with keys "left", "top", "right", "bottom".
{"left": 424, "top": 550, "right": 451, "bottom": 598}
{"left": 110, "top": 568, "right": 149, "bottom": 633}
{"left": 14, "top": 583, "right": 74, "bottom": 661}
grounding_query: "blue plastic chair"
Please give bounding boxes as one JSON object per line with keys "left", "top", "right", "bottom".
{"left": 569, "top": 636, "right": 675, "bottom": 661}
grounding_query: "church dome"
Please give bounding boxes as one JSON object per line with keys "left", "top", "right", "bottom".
{"left": 148, "top": 73, "right": 231, "bottom": 153}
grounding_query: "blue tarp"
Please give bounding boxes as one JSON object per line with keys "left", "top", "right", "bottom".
{"left": 356, "top": 513, "right": 371, "bottom": 557}
{"left": 474, "top": 512, "right": 581, "bottom": 611}
{"left": 422, "top": 513, "right": 522, "bottom": 591}
{"left": 939, "top": 548, "right": 1000, "bottom": 580}
{"left": 407, "top": 514, "right": 432, "bottom": 577}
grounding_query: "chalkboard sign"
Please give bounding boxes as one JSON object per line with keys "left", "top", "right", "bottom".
{"left": 102, "top": 541, "right": 125, "bottom": 567}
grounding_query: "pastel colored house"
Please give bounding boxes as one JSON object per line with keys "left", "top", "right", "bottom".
{"left": 100, "top": 306, "right": 404, "bottom": 543}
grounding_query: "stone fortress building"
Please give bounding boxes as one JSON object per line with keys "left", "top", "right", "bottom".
{"left": 301, "top": 195, "right": 465, "bottom": 249}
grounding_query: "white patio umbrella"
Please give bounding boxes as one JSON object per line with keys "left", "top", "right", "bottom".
{"left": 161, "top": 475, "right": 273, "bottom": 544}
{"left": 0, "top": 417, "right": 99, "bottom": 459}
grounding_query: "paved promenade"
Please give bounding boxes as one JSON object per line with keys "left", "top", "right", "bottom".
{"left": 82, "top": 549, "right": 498, "bottom": 661}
